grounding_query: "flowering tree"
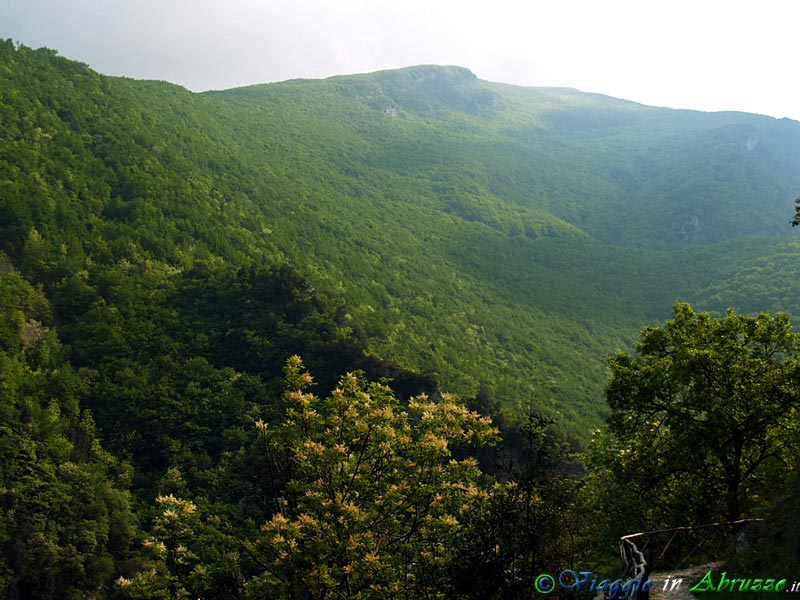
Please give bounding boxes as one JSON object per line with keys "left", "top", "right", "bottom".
{"left": 115, "top": 494, "right": 205, "bottom": 599}
{"left": 249, "top": 356, "right": 497, "bottom": 599}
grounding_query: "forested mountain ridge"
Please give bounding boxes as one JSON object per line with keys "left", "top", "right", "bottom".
{"left": 202, "top": 65, "right": 800, "bottom": 425}
{"left": 201, "top": 65, "right": 800, "bottom": 428}
{"left": 4, "top": 40, "right": 800, "bottom": 435}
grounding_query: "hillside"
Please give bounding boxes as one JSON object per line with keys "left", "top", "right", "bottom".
{"left": 5, "top": 40, "right": 800, "bottom": 598}
{"left": 193, "top": 64, "right": 800, "bottom": 428}
{"left": 3, "top": 42, "right": 800, "bottom": 440}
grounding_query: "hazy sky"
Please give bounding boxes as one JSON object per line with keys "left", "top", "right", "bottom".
{"left": 2, "top": 0, "right": 798, "bottom": 120}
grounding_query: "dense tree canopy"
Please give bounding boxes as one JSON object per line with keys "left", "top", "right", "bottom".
{"left": 0, "top": 270, "right": 136, "bottom": 599}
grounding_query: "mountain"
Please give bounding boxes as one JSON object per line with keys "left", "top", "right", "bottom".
{"left": 5, "top": 40, "right": 800, "bottom": 598}
{"left": 181, "top": 65, "right": 800, "bottom": 428}
{"left": 3, "top": 41, "right": 800, "bottom": 442}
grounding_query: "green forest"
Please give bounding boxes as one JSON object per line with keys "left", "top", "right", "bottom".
{"left": 1, "top": 41, "right": 800, "bottom": 598}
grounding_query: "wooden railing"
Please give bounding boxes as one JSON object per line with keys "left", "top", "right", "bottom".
{"left": 618, "top": 519, "right": 761, "bottom": 598}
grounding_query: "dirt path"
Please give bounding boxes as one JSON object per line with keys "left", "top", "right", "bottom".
{"left": 646, "top": 562, "right": 723, "bottom": 599}
{"left": 591, "top": 562, "right": 723, "bottom": 600}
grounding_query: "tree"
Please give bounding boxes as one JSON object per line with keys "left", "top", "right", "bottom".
{"left": 446, "top": 411, "right": 584, "bottom": 600}
{"left": 601, "top": 302, "right": 800, "bottom": 526}
{"left": 248, "top": 356, "right": 497, "bottom": 599}
{"left": 115, "top": 494, "right": 241, "bottom": 600}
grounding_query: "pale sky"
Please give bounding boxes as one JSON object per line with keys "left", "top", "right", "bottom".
{"left": 2, "top": 0, "right": 799, "bottom": 120}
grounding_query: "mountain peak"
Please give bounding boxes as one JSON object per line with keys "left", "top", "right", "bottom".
{"left": 333, "top": 64, "right": 500, "bottom": 117}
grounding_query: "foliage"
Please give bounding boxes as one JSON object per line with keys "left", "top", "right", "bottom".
{"left": 113, "top": 362, "right": 584, "bottom": 600}
{"left": 248, "top": 356, "right": 497, "bottom": 599}
{"left": 723, "top": 471, "right": 800, "bottom": 586}
{"left": 594, "top": 302, "right": 800, "bottom": 529}
{"left": 446, "top": 412, "right": 585, "bottom": 599}
{"left": 0, "top": 269, "right": 136, "bottom": 599}
{"left": 115, "top": 494, "right": 243, "bottom": 600}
